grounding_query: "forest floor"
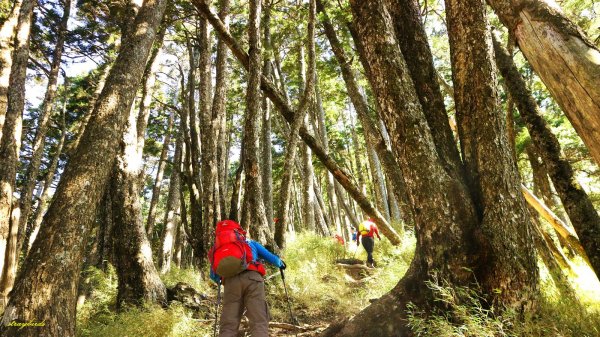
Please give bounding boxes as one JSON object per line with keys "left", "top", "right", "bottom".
{"left": 76, "top": 232, "right": 600, "bottom": 337}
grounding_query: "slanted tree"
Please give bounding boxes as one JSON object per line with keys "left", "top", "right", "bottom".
{"left": 487, "top": 0, "right": 600, "bottom": 166}
{"left": 493, "top": 33, "right": 600, "bottom": 278}
{"left": 0, "top": 0, "right": 168, "bottom": 333}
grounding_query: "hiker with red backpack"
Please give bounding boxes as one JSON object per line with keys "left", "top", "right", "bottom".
{"left": 356, "top": 218, "right": 381, "bottom": 268}
{"left": 208, "top": 220, "right": 286, "bottom": 337}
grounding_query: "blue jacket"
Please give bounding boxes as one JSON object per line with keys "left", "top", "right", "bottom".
{"left": 210, "top": 239, "right": 283, "bottom": 283}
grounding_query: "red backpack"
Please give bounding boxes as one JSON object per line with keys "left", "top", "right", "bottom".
{"left": 208, "top": 220, "right": 254, "bottom": 278}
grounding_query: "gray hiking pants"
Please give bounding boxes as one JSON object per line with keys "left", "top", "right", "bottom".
{"left": 219, "top": 270, "right": 269, "bottom": 337}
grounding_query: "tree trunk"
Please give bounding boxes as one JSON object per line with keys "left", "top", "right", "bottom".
{"left": 274, "top": 0, "right": 316, "bottom": 248}
{"left": 319, "top": 1, "right": 534, "bottom": 335}
{"left": 0, "top": 0, "right": 34, "bottom": 286}
{"left": 23, "top": 103, "right": 67, "bottom": 258}
{"left": 0, "top": 0, "right": 22, "bottom": 140}
{"left": 445, "top": 0, "right": 538, "bottom": 304}
{"left": 302, "top": 126, "right": 316, "bottom": 232}
{"left": 0, "top": 0, "right": 168, "bottom": 334}
{"left": 200, "top": 0, "right": 219, "bottom": 244}
{"left": 492, "top": 33, "right": 600, "bottom": 279}
{"left": 214, "top": 0, "right": 231, "bottom": 222}
{"left": 193, "top": 0, "right": 402, "bottom": 246}
{"left": 242, "top": 0, "right": 271, "bottom": 245}
{"left": 261, "top": 0, "right": 274, "bottom": 232}
{"left": 317, "top": 0, "right": 413, "bottom": 227}
{"left": 146, "top": 111, "right": 174, "bottom": 237}
{"left": 110, "top": 96, "right": 166, "bottom": 310}
{"left": 16, "top": 0, "right": 71, "bottom": 270}
{"left": 487, "top": 0, "right": 600, "bottom": 166}
{"left": 159, "top": 134, "right": 183, "bottom": 274}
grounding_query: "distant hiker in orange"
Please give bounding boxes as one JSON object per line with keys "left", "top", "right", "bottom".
{"left": 356, "top": 218, "right": 381, "bottom": 268}
{"left": 208, "top": 220, "right": 286, "bottom": 337}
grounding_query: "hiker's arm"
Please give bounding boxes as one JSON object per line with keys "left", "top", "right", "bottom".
{"left": 375, "top": 227, "right": 381, "bottom": 240}
{"left": 252, "top": 241, "right": 283, "bottom": 268}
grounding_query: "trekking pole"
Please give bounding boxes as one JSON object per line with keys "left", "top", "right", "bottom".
{"left": 213, "top": 281, "right": 222, "bottom": 337}
{"left": 280, "top": 269, "right": 298, "bottom": 327}
{"left": 352, "top": 242, "right": 359, "bottom": 259}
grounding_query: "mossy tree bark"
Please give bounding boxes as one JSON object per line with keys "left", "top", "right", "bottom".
{"left": 0, "top": 0, "right": 168, "bottom": 334}
{"left": 0, "top": 0, "right": 23, "bottom": 140}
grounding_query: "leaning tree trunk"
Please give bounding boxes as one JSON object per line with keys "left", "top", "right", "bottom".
{"left": 0, "top": 0, "right": 168, "bottom": 334}
{"left": 17, "top": 0, "right": 71, "bottom": 265}
{"left": 487, "top": 0, "right": 600, "bottom": 166}
{"left": 0, "top": 0, "right": 23, "bottom": 139}
{"left": 192, "top": 0, "right": 402, "bottom": 246}
{"left": 493, "top": 34, "right": 600, "bottom": 278}
{"left": 0, "top": 0, "right": 34, "bottom": 286}
{"left": 242, "top": 0, "right": 271, "bottom": 244}
{"left": 445, "top": 0, "right": 538, "bottom": 304}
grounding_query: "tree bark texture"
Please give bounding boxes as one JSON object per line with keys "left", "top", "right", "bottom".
{"left": 0, "top": 0, "right": 168, "bottom": 334}
{"left": 445, "top": 0, "right": 538, "bottom": 304}
{"left": 317, "top": 0, "right": 413, "bottom": 227}
{"left": 17, "top": 0, "right": 71, "bottom": 267}
{"left": 0, "top": 0, "right": 23, "bottom": 140}
{"left": 493, "top": 33, "right": 600, "bottom": 278}
{"left": 242, "top": 0, "right": 271, "bottom": 244}
{"left": 192, "top": 0, "right": 402, "bottom": 246}
{"left": 0, "top": 0, "right": 34, "bottom": 284}
{"left": 261, "top": 0, "right": 274, "bottom": 232}
{"left": 110, "top": 94, "right": 166, "bottom": 310}
{"left": 488, "top": 0, "right": 600, "bottom": 166}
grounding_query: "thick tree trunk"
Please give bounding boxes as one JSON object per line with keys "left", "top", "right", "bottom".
{"left": 0, "top": 0, "right": 22, "bottom": 139}
{"left": 16, "top": 0, "right": 71, "bottom": 267}
{"left": 146, "top": 111, "right": 174, "bottom": 237}
{"left": 0, "top": 0, "right": 168, "bottom": 334}
{"left": 445, "top": 0, "right": 538, "bottom": 304}
{"left": 110, "top": 96, "right": 166, "bottom": 310}
{"left": 159, "top": 134, "right": 183, "bottom": 274}
{"left": 242, "top": 0, "right": 271, "bottom": 244}
{"left": 493, "top": 33, "right": 600, "bottom": 278}
{"left": 192, "top": 0, "right": 402, "bottom": 246}
{"left": 487, "top": 0, "right": 600, "bottom": 166}
{"left": 22, "top": 104, "right": 67, "bottom": 258}
{"left": 317, "top": 0, "right": 413, "bottom": 227}
{"left": 0, "top": 0, "right": 34, "bottom": 285}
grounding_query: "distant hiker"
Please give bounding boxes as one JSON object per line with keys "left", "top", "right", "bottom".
{"left": 208, "top": 220, "right": 286, "bottom": 337}
{"left": 356, "top": 218, "right": 381, "bottom": 268}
